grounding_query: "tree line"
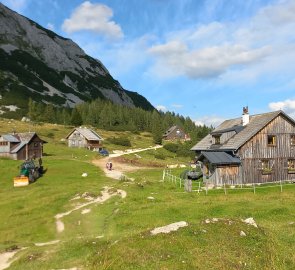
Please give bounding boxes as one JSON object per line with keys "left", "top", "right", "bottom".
{"left": 27, "top": 98, "right": 212, "bottom": 144}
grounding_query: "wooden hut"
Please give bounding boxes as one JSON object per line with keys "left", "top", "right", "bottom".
{"left": 66, "top": 127, "right": 103, "bottom": 150}
{"left": 163, "top": 125, "right": 190, "bottom": 141}
{"left": 191, "top": 108, "right": 295, "bottom": 186}
{"left": 0, "top": 132, "right": 46, "bottom": 160}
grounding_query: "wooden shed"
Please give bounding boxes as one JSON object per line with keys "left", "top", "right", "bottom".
{"left": 66, "top": 127, "right": 103, "bottom": 150}
{"left": 163, "top": 125, "right": 190, "bottom": 141}
{"left": 191, "top": 108, "right": 295, "bottom": 186}
{"left": 0, "top": 132, "right": 46, "bottom": 160}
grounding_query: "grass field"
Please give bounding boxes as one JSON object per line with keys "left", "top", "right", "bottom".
{"left": 1, "top": 119, "right": 295, "bottom": 269}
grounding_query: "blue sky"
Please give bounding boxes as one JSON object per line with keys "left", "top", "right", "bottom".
{"left": 2, "top": 0, "right": 295, "bottom": 126}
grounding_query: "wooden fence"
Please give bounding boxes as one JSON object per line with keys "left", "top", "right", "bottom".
{"left": 162, "top": 169, "right": 295, "bottom": 194}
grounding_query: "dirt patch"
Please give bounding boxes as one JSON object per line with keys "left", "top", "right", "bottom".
{"left": 0, "top": 248, "right": 20, "bottom": 270}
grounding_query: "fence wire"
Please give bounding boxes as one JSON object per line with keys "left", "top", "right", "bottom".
{"left": 162, "top": 169, "right": 295, "bottom": 194}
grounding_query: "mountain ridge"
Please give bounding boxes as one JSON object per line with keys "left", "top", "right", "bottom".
{"left": 0, "top": 3, "right": 154, "bottom": 118}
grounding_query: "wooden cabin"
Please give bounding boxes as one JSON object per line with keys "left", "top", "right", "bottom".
{"left": 191, "top": 108, "right": 295, "bottom": 186}
{"left": 66, "top": 127, "right": 103, "bottom": 150}
{"left": 0, "top": 132, "right": 46, "bottom": 160}
{"left": 163, "top": 125, "right": 190, "bottom": 141}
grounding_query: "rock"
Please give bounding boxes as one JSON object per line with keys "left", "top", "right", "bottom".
{"left": 147, "top": 196, "right": 155, "bottom": 200}
{"left": 150, "top": 221, "right": 188, "bottom": 235}
{"left": 240, "top": 231, "right": 246, "bottom": 237}
{"left": 242, "top": 217, "right": 258, "bottom": 228}
{"left": 82, "top": 173, "right": 88, "bottom": 177}
{"left": 81, "top": 208, "right": 91, "bottom": 215}
{"left": 21, "top": 116, "right": 30, "bottom": 122}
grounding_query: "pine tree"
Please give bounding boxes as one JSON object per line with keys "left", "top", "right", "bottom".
{"left": 70, "top": 108, "right": 83, "bottom": 126}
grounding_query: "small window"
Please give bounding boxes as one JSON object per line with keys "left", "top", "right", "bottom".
{"left": 213, "top": 135, "right": 221, "bottom": 144}
{"left": 0, "top": 142, "right": 8, "bottom": 146}
{"left": 291, "top": 135, "right": 295, "bottom": 146}
{"left": 267, "top": 135, "right": 276, "bottom": 146}
{"left": 260, "top": 159, "right": 273, "bottom": 174}
{"left": 34, "top": 142, "right": 39, "bottom": 147}
{"left": 288, "top": 159, "right": 295, "bottom": 173}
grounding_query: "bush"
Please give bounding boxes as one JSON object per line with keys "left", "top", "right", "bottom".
{"left": 163, "top": 143, "right": 179, "bottom": 153}
{"left": 107, "top": 137, "right": 131, "bottom": 147}
{"left": 154, "top": 152, "right": 165, "bottom": 160}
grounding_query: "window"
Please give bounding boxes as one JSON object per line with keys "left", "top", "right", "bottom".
{"left": 260, "top": 159, "right": 273, "bottom": 174}
{"left": 213, "top": 135, "right": 221, "bottom": 145}
{"left": 288, "top": 159, "right": 295, "bottom": 173}
{"left": 291, "top": 135, "right": 295, "bottom": 146}
{"left": 267, "top": 135, "right": 276, "bottom": 146}
{"left": 0, "top": 141, "right": 8, "bottom": 146}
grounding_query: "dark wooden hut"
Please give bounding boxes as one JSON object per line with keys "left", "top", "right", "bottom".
{"left": 191, "top": 108, "right": 295, "bottom": 186}
{"left": 163, "top": 125, "right": 190, "bottom": 141}
{"left": 0, "top": 132, "right": 46, "bottom": 160}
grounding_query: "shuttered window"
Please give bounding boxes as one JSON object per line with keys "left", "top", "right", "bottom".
{"left": 291, "top": 135, "right": 295, "bottom": 146}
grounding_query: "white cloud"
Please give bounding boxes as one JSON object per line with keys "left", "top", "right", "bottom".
{"left": 46, "top": 23, "right": 54, "bottom": 31}
{"left": 269, "top": 98, "right": 295, "bottom": 118}
{"left": 2, "top": 0, "right": 28, "bottom": 12}
{"left": 62, "top": 1, "right": 123, "bottom": 40}
{"left": 148, "top": 0, "right": 295, "bottom": 80}
{"left": 156, "top": 105, "right": 167, "bottom": 112}
{"left": 194, "top": 115, "right": 226, "bottom": 127}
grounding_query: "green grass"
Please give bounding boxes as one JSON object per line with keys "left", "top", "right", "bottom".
{"left": 1, "top": 118, "right": 295, "bottom": 269}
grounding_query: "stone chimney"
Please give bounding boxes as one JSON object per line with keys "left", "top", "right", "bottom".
{"left": 242, "top": 106, "right": 249, "bottom": 126}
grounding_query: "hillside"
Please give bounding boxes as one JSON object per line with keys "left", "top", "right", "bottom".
{"left": 0, "top": 3, "right": 154, "bottom": 118}
{"left": 0, "top": 118, "right": 295, "bottom": 269}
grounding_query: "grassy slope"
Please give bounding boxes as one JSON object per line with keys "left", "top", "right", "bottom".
{"left": 0, "top": 118, "right": 295, "bottom": 269}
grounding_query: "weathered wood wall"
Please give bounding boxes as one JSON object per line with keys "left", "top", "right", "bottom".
{"left": 238, "top": 114, "right": 295, "bottom": 183}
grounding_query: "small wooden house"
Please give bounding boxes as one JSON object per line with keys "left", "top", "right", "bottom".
{"left": 163, "top": 125, "right": 190, "bottom": 141}
{"left": 191, "top": 108, "right": 295, "bottom": 186}
{"left": 66, "top": 127, "right": 103, "bottom": 150}
{"left": 0, "top": 132, "right": 46, "bottom": 160}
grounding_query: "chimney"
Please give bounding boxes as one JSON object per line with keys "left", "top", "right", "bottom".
{"left": 242, "top": 106, "right": 249, "bottom": 126}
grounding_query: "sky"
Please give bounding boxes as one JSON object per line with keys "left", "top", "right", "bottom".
{"left": 1, "top": 0, "right": 295, "bottom": 126}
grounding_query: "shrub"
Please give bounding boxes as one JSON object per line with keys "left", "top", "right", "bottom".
{"left": 163, "top": 143, "right": 179, "bottom": 153}
{"left": 154, "top": 152, "right": 165, "bottom": 160}
{"left": 107, "top": 137, "right": 131, "bottom": 147}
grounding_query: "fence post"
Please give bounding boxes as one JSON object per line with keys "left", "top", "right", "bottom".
{"left": 253, "top": 182, "right": 256, "bottom": 194}
{"left": 162, "top": 169, "right": 166, "bottom": 181}
{"left": 179, "top": 177, "right": 182, "bottom": 188}
{"left": 223, "top": 181, "right": 227, "bottom": 195}
{"left": 280, "top": 179, "right": 283, "bottom": 193}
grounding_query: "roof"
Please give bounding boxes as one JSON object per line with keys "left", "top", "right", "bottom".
{"left": 66, "top": 128, "right": 103, "bottom": 141}
{"left": 191, "top": 110, "right": 295, "bottom": 151}
{"left": 163, "top": 125, "right": 185, "bottom": 137}
{"left": 1, "top": 134, "right": 20, "bottom": 143}
{"left": 10, "top": 142, "right": 26, "bottom": 153}
{"left": 15, "top": 132, "right": 36, "bottom": 142}
{"left": 198, "top": 151, "right": 241, "bottom": 165}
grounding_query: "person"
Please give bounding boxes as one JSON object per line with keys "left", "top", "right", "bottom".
{"left": 109, "top": 162, "right": 112, "bottom": 170}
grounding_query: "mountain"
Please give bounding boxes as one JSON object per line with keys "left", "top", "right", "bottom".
{"left": 0, "top": 3, "right": 154, "bottom": 118}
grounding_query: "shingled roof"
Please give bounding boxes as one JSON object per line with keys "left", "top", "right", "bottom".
{"left": 191, "top": 110, "right": 295, "bottom": 151}
{"left": 66, "top": 128, "right": 103, "bottom": 141}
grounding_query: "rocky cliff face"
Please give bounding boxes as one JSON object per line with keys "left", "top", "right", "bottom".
{"left": 0, "top": 3, "right": 153, "bottom": 117}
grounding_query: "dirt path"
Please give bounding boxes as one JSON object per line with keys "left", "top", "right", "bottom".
{"left": 92, "top": 145, "right": 163, "bottom": 180}
{"left": 55, "top": 186, "right": 126, "bottom": 233}
{"left": 0, "top": 250, "right": 19, "bottom": 270}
